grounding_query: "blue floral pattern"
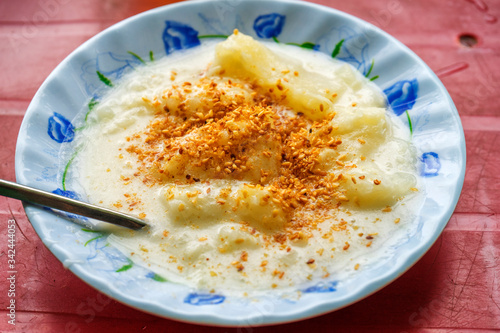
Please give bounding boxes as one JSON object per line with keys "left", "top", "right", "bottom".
{"left": 80, "top": 52, "right": 142, "bottom": 97}
{"left": 384, "top": 79, "right": 419, "bottom": 116}
{"left": 36, "top": 165, "right": 58, "bottom": 183}
{"left": 85, "top": 233, "right": 110, "bottom": 261}
{"left": 48, "top": 113, "right": 75, "bottom": 143}
{"left": 253, "top": 13, "right": 285, "bottom": 38}
{"left": 302, "top": 281, "right": 337, "bottom": 293}
{"left": 198, "top": 13, "right": 241, "bottom": 37}
{"left": 162, "top": 21, "right": 201, "bottom": 55}
{"left": 44, "top": 188, "right": 89, "bottom": 221}
{"left": 334, "top": 26, "right": 371, "bottom": 76}
{"left": 421, "top": 152, "right": 441, "bottom": 177}
{"left": 184, "top": 293, "right": 225, "bottom": 305}
{"left": 52, "top": 188, "right": 80, "bottom": 199}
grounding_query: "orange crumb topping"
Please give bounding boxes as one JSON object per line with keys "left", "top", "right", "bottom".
{"left": 125, "top": 76, "right": 364, "bottom": 244}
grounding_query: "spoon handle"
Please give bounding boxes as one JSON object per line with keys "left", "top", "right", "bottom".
{"left": 0, "top": 179, "right": 147, "bottom": 230}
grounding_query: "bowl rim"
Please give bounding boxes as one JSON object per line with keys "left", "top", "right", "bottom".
{"left": 15, "top": 0, "right": 466, "bottom": 326}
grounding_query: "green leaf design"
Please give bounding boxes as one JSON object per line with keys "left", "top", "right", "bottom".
{"left": 84, "top": 235, "right": 104, "bottom": 246}
{"left": 149, "top": 50, "right": 154, "bottom": 62}
{"left": 88, "top": 97, "right": 98, "bottom": 111}
{"left": 272, "top": 36, "right": 280, "bottom": 43}
{"left": 365, "top": 59, "right": 375, "bottom": 78}
{"left": 152, "top": 273, "right": 167, "bottom": 282}
{"left": 331, "top": 39, "right": 344, "bottom": 58}
{"left": 75, "top": 98, "right": 99, "bottom": 131}
{"left": 299, "top": 42, "right": 316, "bottom": 49}
{"left": 286, "top": 42, "right": 316, "bottom": 50}
{"left": 96, "top": 70, "right": 113, "bottom": 87}
{"left": 127, "top": 51, "right": 146, "bottom": 65}
{"left": 81, "top": 228, "right": 100, "bottom": 233}
{"left": 406, "top": 110, "right": 413, "bottom": 135}
{"left": 116, "top": 263, "right": 133, "bottom": 272}
{"left": 62, "top": 149, "right": 80, "bottom": 191}
{"left": 85, "top": 97, "right": 99, "bottom": 121}
{"left": 364, "top": 59, "right": 379, "bottom": 81}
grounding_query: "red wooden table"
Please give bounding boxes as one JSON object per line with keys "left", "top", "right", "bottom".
{"left": 1, "top": 0, "right": 499, "bottom": 332}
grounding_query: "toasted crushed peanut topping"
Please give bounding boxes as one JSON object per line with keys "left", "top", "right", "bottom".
{"left": 382, "top": 206, "right": 392, "bottom": 212}
{"left": 125, "top": 76, "right": 354, "bottom": 244}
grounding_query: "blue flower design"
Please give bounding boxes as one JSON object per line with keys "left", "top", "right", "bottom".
{"left": 162, "top": 21, "right": 201, "bottom": 55}
{"left": 253, "top": 13, "right": 285, "bottom": 38}
{"left": 302, "top": 281, "right": 338, "bottom": 293}
{"left": 85, "top": 232, "right": 108, "bottom": 261}
{"left": 52, "top": 188, "right": 80, "bottom": 200}
{"left": 80, "top": 52, "right": 142, "bottom": 96}
{"left": 184, "top": 293, "right": 225, "bottom": 305}
{"left": 48, "top": 112, "right": 75, "bottom": 143}
{"left": 43, "top": 189, "right": 88, "bottom": 221}
{"left": 36, "top": 165, "right": 58, "bottom": 183}
{"left": 384, "top": 79, "right": 419, "bottom": 116}
{"left": 334, "top": 26, "right": 371, "bottom": 76}
{"left": 421, "top": 152, "right": 440, "bottom": 177}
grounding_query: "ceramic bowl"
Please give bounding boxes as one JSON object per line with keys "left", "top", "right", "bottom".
{"left": 15, "top": 0, "right": 465, "bottom": 326}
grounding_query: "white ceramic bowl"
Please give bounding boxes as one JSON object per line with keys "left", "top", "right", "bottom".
{"left": 15, "top": 0, "right": 465, "bottom": 326}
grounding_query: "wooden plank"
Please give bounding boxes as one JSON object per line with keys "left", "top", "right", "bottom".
{"left": 0, "top": 23, "right": 102, "bottom": 101}
{"left": 0, "top": 0, "right": 179, "bottom": 23}
{"left": 456, "top": 131, "right": 500, "bottom": 213}
{"left": 0, "top": 115, "right": 24, "bottom": 181}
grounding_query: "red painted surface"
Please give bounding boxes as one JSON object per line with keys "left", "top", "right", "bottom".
{"left": 0, "top": 0, "right": 499, "bottom": 332}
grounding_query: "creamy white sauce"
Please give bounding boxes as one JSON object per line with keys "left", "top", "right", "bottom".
{"left": 69, "top": 35, "right": 421, "bottom": 295}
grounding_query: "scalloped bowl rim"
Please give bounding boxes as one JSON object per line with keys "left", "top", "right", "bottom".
{"left": 15, "top": 0, "right": 465, "bottom": 326}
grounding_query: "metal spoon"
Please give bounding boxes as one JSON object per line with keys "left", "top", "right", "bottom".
{"left": 0, "top": 179, "right": 147, "bottom": 230}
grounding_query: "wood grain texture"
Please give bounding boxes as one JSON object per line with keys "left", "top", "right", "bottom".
{"left": 0, "top": 0, "right": 498, "bottom": 331}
